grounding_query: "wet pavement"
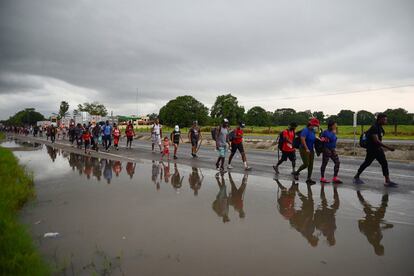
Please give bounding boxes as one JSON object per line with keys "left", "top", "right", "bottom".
{"left": 4, "top": 140, "right": 414, "bottom": 275}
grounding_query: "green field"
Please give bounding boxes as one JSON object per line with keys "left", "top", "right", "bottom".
{"left": 0, "top": 132, "right": 50, "bottom": 275}
{"left": 125, "top": 125, "right": 414, "bottom": 140}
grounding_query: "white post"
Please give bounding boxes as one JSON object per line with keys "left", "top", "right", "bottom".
{"left": 353, "top": 112, "right": 357, "bottom": 156}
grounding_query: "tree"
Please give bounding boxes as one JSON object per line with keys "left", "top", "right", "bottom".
{"left": 245, "top": 106, "right": 269, "bottom": 126}
{"left": 312, "top": 111, "right": 325, "bottom": 123}
{"left": 210, "top": 94, "right": 245, "bottom": 125}
{"left": 77, "top": 102, "right": 108, "bottom": 116}
{"left": 272, "top": 108, "right": 296, "bottom": 125}
{"left": 5, "top": 108, "right": 45, "bottom": 126}
{"left": 336, "top": 110, "right": 354, "bottom": 125}
{"left": 158, "top": 95, "right": 209, "bottom": 127}
{"left": 58, "top": 101, "right": 70, "bottom": 119}
{"left": 294, "top": 110, "right": 312, "bottom": 125}
{"left": 147, "top": 113, "right": 158, "bottom": 121}
{"left": 384, "top": 108, "right": 411, "bottom": 135}
{"left": 357, "top": 110, "right": 375, "bottom": 132}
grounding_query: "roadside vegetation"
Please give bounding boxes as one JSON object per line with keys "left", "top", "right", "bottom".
{"left": 126, "top": 125, "right": 414, "bottom": 140}
{"left": 0, "top": 132, "right": 50, "bottom": 275}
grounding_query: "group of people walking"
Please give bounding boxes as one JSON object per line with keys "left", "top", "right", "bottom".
{"left": 66, "top": 120, "right": 135, "bottom": 154}
{"left": 4, "top": 112, "right": 397, "bottom": 187}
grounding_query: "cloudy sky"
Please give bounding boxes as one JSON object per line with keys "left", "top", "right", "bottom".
{"left": 1, "top": 0, "right": 413, "bottom": 120}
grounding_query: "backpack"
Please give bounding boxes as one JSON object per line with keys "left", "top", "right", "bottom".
{"left": 211, "top": 127, "right": 219, "bottom": 141}
{"left": 359, "top": 132, "right": 368, "bottom": 148}
{"left": 277, "top": 130, "right": 286, "bottom": 151}
{"left": 292, "top": 129, "right": 303, "bottom": 149}
{"left": 228, "top": 130, "right": 236, "bottom": 142}
{"left": 314, "top": 139, "right": 324, "bottom": 156}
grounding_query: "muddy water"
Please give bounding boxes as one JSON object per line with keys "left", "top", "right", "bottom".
{"left": 9, "top": 143, "right": 414, "bottom": 275}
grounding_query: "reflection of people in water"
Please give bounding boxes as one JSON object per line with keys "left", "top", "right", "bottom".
{"left": 314, "top": 185, "right": 339, "bottom": 246}
{"left": 151, "top": 160, "right": 161, "bottom": 190}
{"left": 161, "top": 161, "right": 171, "bottom": 183}
{"left": 357, "top": 191, "right": 393, "bottom": 256}
{"left": 171, "top": 163, "right": 184, "bottom": 192}
{"left": 103, "top": 159, "right": 113, "bottom": 184}
{"left": 276, "top": 179, "right": 298, "bottom": 220}
{"left": 92, "top": 157, "right": 102, "bottom": 181}
{"left": 289, "top": 184, "right": 318, "bottom": 247}
{"left": 189, "top": 167, "right": 204, "bottom": 196}
{"left": 126, "top": 162, "right": 136, "bottom": 179}
{"left": 228, "top": 172, "right": 248, "bottom": 218}
{"left": 68, "top": 152, "right": 77, "bottom": 171}
{"left": 212, "top": 172, "right": 230, "bottom": 223}
{"left": 112, "top": 160, "right": 122, "bottom": 177}
{"left": 46, "top": 145, "right": 57, "bottom": 162}
{"left": 84, "top": 156, "right": 93, "bottom": 180}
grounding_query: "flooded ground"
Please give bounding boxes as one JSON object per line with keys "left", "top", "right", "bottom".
{"left": 6, "top": 141, "right": 414, "bottom": 275}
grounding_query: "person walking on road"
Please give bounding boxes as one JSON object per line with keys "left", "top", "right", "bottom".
{"left": 354, "top": 113, "right": 397, "bottom": 187}
{"left": 161, "top": 136, "right": 170, "bottom": 161}
{"left": 170, "top": 125, "right": 184, "bottom": 159}
{"left": 320, "top": 120, "right": 342, "bottom": 184}
{"left": 91, "top": 122, "right": 101, "bottom": 151}
{"left": 215, "top": 118, "right": 230, "bottom": 172}
{"left": 151, "top": 118, "right": 162, "bottom": 153}
{"left": 125, "top": 121, "right": 135, "bottom": 149}
{"left": 50, "top": 125, "right": 56, "bottom": 143}
{"left": 293, "top": 118, "right": 321, "bottom": 185}
{"left": 103, "top": 120, "right": 112, "bottom": 152}
{"left": 82, "top": 128, "right": 91, "bottom": 154}
{"left": 188, "top": 121, "right": 202, "bottom": 158}
{"left": 113, "top": 123, "right": 121, "bottom": 151}
{"left": 274, "top": 122, "right": 297, "bottom": 175}
{"left": 227, "top": 121, "right": 251, "bottom": 170}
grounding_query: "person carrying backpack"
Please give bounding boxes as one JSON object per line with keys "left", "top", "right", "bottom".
{"left": 273, "top": 122, "right": 297, "bottom": 174}
{"left": 227, "top": 121, "right": 251, "bottom": 170}
{"left": 293, "top": 118, "right": 321, "bottom": 185}
{"left": 320, "top": 120, "right": 342, "bottom": 184}
{"left": 354, "top": 113, "right": 397, "bottom": 187}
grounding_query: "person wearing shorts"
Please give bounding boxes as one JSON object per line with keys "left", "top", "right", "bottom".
{"left": 228, "top": 121, "right": 251, "bottom": 170}
{"left": 188, "top": 121, "right": 202, "bottom": 158}
{"left": 274, "top": 122, "right": 297, "bottom": 174}
{"left": 170, "top": 125, "right": 183, "bottom": 159}
{"left": 161, "top": 136, "right": 170, "bottom": 160}
{"left": 215, "top": 119, "right": 230, "bottom": 172}
{"left": 151, "top": 118, "right": 162, "bottom": 153}
{"left": 125, "top": 121, "right": 135, "bottom": 148}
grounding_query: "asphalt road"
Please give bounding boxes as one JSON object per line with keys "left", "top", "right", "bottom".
{"left": 8, "top": 134, "right": 414, "bottom": 193}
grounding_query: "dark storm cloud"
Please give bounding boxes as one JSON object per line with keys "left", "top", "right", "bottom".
{"left": 1, "top": 0, "right": 413, "bottom": 118}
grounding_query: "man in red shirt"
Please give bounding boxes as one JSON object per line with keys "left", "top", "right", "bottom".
{"left": 228, "top": 122, "right": 252, "bottom": 171}
{"left": 274, "top": 122, "right": 298, "bottom": 174}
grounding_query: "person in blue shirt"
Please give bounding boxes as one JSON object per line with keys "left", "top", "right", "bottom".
{"left": 293, "top": 118, "right": 320, "bottom": 185}
{"left": 320, "top": 120, "right": 342, "bottom": 184}
{"left": 103, "top": 120, "right": 113, "bottom": 151}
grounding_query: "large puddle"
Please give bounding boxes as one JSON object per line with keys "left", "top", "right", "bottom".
{"left": 8, "top": 142, "right": 414, "bottom": 275}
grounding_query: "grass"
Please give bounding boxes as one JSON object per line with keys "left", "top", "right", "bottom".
{"left": 0, "top": 132, "right": 50, "bottom": 275}
{"left": 121, "top": 125, "right": 414, "bottom": 140}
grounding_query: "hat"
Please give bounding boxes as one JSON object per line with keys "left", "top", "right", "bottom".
{"left": 309, "top": 118, "right": 320, "bottom": 127}
{"left": 174, "top": 125, "right": 179, "bottom": 131}
{"left": 223, "top": 118, "right": 229, "bottom": 123}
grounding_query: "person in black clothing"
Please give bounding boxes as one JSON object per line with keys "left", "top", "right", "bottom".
{"left": 354, "top": 113, "right": 397, "bottom": 187}
{"left": 357, "top": 191, "right": 393, "bottom": 256}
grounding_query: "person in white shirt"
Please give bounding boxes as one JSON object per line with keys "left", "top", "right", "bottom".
{"left": 151, "top": 118, "right": 163, "bottom": 153}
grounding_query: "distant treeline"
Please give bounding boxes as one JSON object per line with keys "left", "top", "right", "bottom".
{"left": 158, "top": 94, "right": 414, "bottom": 130}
